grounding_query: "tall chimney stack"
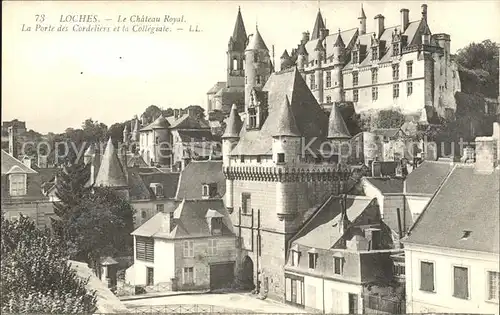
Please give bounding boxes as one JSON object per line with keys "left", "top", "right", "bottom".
{"left": 374, "top": 14, "right": 385, "bottom": 39}
{"left": 421, "top": 4, "right": 428, "bottom": 21}
{"left": 400, "top": 9, "right": 409, "bottom": 32}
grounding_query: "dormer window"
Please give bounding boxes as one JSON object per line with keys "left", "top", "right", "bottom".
{"left": 202, "top": 183, "right": 218, "bottom": 199}
{"left": 352, "top": 72, "right": 359, "bottom": 86}
{"left": 210, "top": 217, "right": 223, "bottom": 235}
{"left": 392, "top": 43, "right": 399, "bottom": 56}
{"left": 352, "top": 51, "right": 359, "bottom": 64}
{"left": 277, "top": 153, "right": 285, "bottom": 164}
{"left": 248, "top": 108, "right": 257, "bottom": 129}
{"left": 371, "top": 47, "right": 378, "bottom": 61}
{"left": 9, "top": 173, "right": 27, "bottom": 196}
{"left": 291, "top": 249, "right": 300, "bottom": 266}
{"left": 150, "top": 183, "right": 164, "bottom": 197}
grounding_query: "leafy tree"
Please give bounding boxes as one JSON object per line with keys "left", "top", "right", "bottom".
{"left": 376, "top": 110, "right": 406, "bottom": 129}
{"left": 142, "top": 105, "right": 162, "bottom": 123}
{"left": 81, "top": 118, "right": 108, "bottom": 143}
{"left": 162, "top": 108, "right": 175, "bottom": 117}
{"left": 337, "top": 102, "right": 363, "bottom": 135}
{"left": 108, "top": 123, "right": 125, "bottom": 145}
{"left": 456, "top": 40, "right": 499, "bottom": 98}
{"left": 1, "top": 214, "right": 97, "bottom": 313}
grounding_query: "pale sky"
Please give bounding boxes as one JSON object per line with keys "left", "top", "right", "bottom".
{"left": 2, "top": 0, "right": 499, "bottom": 134}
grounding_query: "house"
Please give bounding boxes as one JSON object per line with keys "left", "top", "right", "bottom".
{"left": 1, "top": 150, "right": 58, "bottom": 228}
{"left": 130, "top": 199, "right": 236, "bottom": 291}
{"left": 284, "top": 195, "right": 404, "bottom": 314}
{"left": 402, "top": 127, "right": 500, "bottom": 314}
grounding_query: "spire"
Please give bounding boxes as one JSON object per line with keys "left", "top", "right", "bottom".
{"left": 222, "top": 104, "right": 243, "bottom": 138}
{"left": 133, "top": 118, "right": 140, "bottom": 133}
{"left": 359, "top": 4, "right": 366, "bottom": 19}
{"left": 281, "top": 49, "right": 290, "bottom": 59}
{"left": 273, "top": 96, "right": 300, "bottom": 137}
{"left": 230, "top": 7, "right": 248, "bottom": 51}
{"left": 333, "top": 30, "right": 345, "bottom": 47}
{"left": 327, "top": 104, "right": 351, "bottom": 139}
{"left": 311, "top": 10, "right": 326, "bottom": 40}
{"left": 246, "top": 27, "right": 268, "bottom": 51}
{"left": 94, "top": 137, "right": 128, "bottom": 187}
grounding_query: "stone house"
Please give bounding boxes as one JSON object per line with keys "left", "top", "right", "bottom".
{"left": 284, "top": 195, "right": 404, "bottom": 314}
{"left": 402, "top": 127, "right": 500, "bottom": 314}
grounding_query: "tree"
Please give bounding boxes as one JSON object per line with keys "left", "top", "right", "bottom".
{"left": 142, "top": 105, "right": 162, "bottom": 123}
{"left": 376, "top": 110, "right": 406, "bottom": 129}
{"left": 1, "top": 214, "right": 97, "bottom": 313}
{"left": 108, "top": 123, "right": 125, "bottom": 145}
{"left": 456, "top": 40, "right": 499, "bottom": 98}
{"left": 81, "top": 118, "right": 108, "bottom": 143}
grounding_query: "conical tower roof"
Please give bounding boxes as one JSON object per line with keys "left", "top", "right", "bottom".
{"left": 94, "top": 137, "right": 128, "bottom": 187}
{"left": 281, "top": 50, "right": 290, "bottom": 59}
{"left": 273, "top": 96, "right": 300, "bottom": 137}
{"left": 246, "top": 27, "right": 268, "bottom": 51}
{"left": 311, "top": 10, "right": 326, "bottom": 40}
{"left": 359, "top": 4, "right": 366, "bottom": 19}
{"left": 231, "top": 6, "right": 248, "bottom": 50}
{"left": 327, "top": 104, "right": 351, "bottom": 139}
{"left": 297, "top": 44, "right": 308, "bottom": 56}
{"left": 334, "top": 30, "right": 345, "bottom": 47}
{"left": 222, "top": 104, "right": 243, "bottom": 138}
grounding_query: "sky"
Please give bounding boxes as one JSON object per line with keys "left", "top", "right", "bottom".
{"left": 2, "top": 0, "right": 499, "bottom": 134}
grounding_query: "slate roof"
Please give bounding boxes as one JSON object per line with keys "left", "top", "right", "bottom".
{"left": 292, "top": 196, "right": 377, "bottom": 250}
{"left": 170, "top": 114, "right": 211, "bottom": 130}
{"left": 311, "top": 10, "right": 326, "bottom": 40}
{"left": 364, "top": 177, "right": 404, "bottom": 194}
{"left": 138, "top": 172, "right": 180, "bottom": 199}
{"left": 273, "top": 96, "right": 300, "bottom": 137}
{"left": 327, "top": 104, "right": 351, "bottom": 139}
{"left": 222, "top": 104, "right": 243, "bottom": 138}
{"left": 140, "top": 115, "right": 170, "bottom": 131}
{"left": 207, "top": 81, "right": 227, "bottom": 94}
{"left": 231, "top": 67, "right": 329, "bottom": 155}
{"left": 177, "top": 130, "right": 215, "bottom": 142}
{"left": 94, "top": 138, "right": 128, "bottom": 187}
{"left": 405, "top": 161, "right": 453, "bottom": 195}
{"left": 132, "top": 199, "right": 234, "bottom": 239}
{"left": 175, "top": 160, "right": 225, "bottom": 200}
{"left": 372, "top": 128, "right": 404, "bottom": 139}
{"left": 246, "top": 27, "right": 268, "bottom": 51}
{"left": 127, "top": 154, "right": 149, "bottom": 168}
{"left": 305, "top": 28, "right": 358, "bottom": 64}
{"left": 404, "top": 165, "right": 500, "bottom": 254}
{"left": 1, "top": 150, "right": 37, "bottom": 175}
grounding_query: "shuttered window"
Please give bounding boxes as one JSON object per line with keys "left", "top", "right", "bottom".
{"left": 453, "top": 266, "right": 469, "bottom": 299}
{"left": 420, "top": 261, "right": 434, "bottom": 292}
{"left": 136, "top": 237, "right": 154, "bottom": 262}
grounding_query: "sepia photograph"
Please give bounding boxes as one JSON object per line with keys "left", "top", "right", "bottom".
{"left": 1, "top": 0, "right": 499, "bottom": 314}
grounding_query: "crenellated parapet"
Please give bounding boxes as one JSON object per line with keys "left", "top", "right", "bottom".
{"left": 223, "top": 165, "right": 352, "bottom": 182}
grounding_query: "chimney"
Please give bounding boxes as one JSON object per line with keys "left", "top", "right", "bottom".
{"left": 161, "top": 212, "right": 175, "bottom": 233}
{"left": 301, "top": 31, "right": 310, "bottom": 44}
{"left": 421, "top": 4, "right": 427, "bottom": 21}
{"left": 474, "top": 136, "right": 497, "bottom": 174}
{"left": 174, "top": 109, "right": 180, "bottom": 119}
{"left": 374, "top": 14, "right": 385, "bottom": 39}
{"left": 187, "top": 106, "right": 197, "bottom": 118}
{"left": 8, "top": 126, "right": 17, "bottom": 158}
{"left": 320, "top": 28, "right": 329, "bottom": 41}
{"left": 400, "top": 9, "right": 409, "bottom": 32}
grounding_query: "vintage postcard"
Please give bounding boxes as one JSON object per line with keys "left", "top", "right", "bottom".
{"left": 1, "top": 0, "right": 499, "bottom": 314}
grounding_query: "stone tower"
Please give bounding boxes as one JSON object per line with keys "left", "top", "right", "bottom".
{"left": 244, "top": 26, "right": 271, "bottom": 108}
{"left": 227, "top": 7, "right": 248, "bottom": 88}
{"left": 331, "top": 30, "right": 346, "bottom": 102}
{"left": 327, "top": 103, "right": 352, "bottom": 163}
{"left": 313, "top": 40, "right": 326, "bottom": 104}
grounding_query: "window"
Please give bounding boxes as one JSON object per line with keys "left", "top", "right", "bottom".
{"left": 146, "top": 267, "right": 154, "bottom": 286}
{"left": 286, "top": 276, "right": 304, "bottom": 306}
{"left": 242, "top": 193, "right": 251, "bottom": 214}
{"left": 232, "top": 58, "right": 238, "bottom": 70}
{"left": 257, "top": 234, "right": 262, "bottom": 256}
{"left": 9, "top": 174, "right": 26, "bottom": 196}
{"left": 183, "top": 267, "right": 194, "bottom": 284}
{"left": 326, "top": 96, "right": 332, "bottom": 103}
{"left": 393, "top": 84, "right": 400, "bottom": 98}
{"left": 392, "top": 43, "right": 399, "bottom": 56}
{"left": 392, "top": 64, "right": 399, "bottom": 80}
{"left": 393, "top": 263, "right": 405, "bottom": 277}
{"left": 371, "top": 47, "right": 378, "bottom": 60}
{"left": 155, "top": 185, "right": 163, "bottom": 196}
{"left": 256, "top": 156, "right": 261, "bottom": 163}
{"left": 326, "top": 71, "right": 332, "bottom": 87}
{"left": 253, "top": 54, "right": 259, "bottom": 63}
{"left": 208, "top": 239, "right": 217, "bottom": 255}
{"left": 352, "top": 72, "right": 359, "bottom": 86}
{"left": 277, "top": 153, "right": 285, "bottom": 164}
{"left": 310, "top": 74, "right": 316, "bottom": 90}
{"left": 202, "top": 184, "right": 209, "bottom": 197}
{"left": 333, "top": 257, "right": 343, "bottom": 275}
{"left": 352, "top": 51, "right": 359, "bottom": 64}
{"left": 372, "top": 87, "right": 378, "bottom": 100}
{"left": 353, "top": 89, "right": 359, "bottom": 102}
{"left": 240, "top": 155, "right": 245, "bottom": 163}
{"left": 371, "top": 68, "right": 378, "bottom": 84}
{"left": 406, "top": 61, "right": 413, "bottom": 78}
{"left": 487, "top": 271, "right": 499, "bottom": 301}
{"left": 156, "top": 204, "right": 164, "bottom": 212}
{"left": 248, "top": 108, "right": 257, "bottom": 128}
{"left": 453, "top": 266, "right": 469, "bottom": 299}
{"left": 256, "top": 75, "right": 261, "bottom": 84}
{"left": 291, "top": 250, "right": 300, "bottom": 266}
{"left": 136, "top": 237, "right": 154, "bottom": 262}
{"left": 420, "top": 261, "right": 435, "bottom": 292}
{"left": 141, "top": 210, "right": 147, "bottom": 219}
{"left": 308, "top": 253, "right": 318, "bottom": 269}
{"left": 407, "top": 82, "right": 413, "bottom": 96}
{"left": 183, "top": 240, "right": 194, "bottom": 257}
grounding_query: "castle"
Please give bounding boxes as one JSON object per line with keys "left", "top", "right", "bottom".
{"left": 208, "top": 4, "right": 461, "bottom": 122}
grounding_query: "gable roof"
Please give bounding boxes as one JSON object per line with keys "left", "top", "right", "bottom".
{"left": 292, "top": 195, "right": 377, "bottom": 250}
{"left": 404, "top": 166, "right": 499, "bottom": 254}
{"left": 140, "top": 115, "right": 170, "bottom": 131}
{"left": 94, "top": 138, "right": 128, "bottom": 187}
{"left": 175, "top": 160, "right": 225, "bottom": 200}
{"left": 231, "top": 67, "right": 329, "bottom": 155}
{"left": 132, "top": 199, "right": 233, "bottom": 239}
{"left": 405, "top": 160, "right": 454, "bottom": 195}
{"left": 364, "top": 177, "right": 404, "bottom": 194}
{"left": 1, "top": 150, "right": 37, "bottom": 175}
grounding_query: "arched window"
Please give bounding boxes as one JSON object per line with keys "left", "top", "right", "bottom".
{"left": 254, "top": 54, "right": 259, "bottom": 63}
{"left": 233, "top": 58, "right": 238, "bottom": 70}
{"left": 141, "top": 210, "right": 147, "bottom": 219}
